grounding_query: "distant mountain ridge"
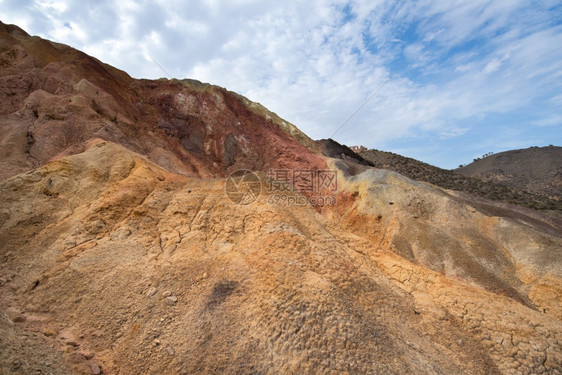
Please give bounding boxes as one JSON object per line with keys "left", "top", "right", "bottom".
{"left": 457, "top": 145, "right": 562, "bottom": 199}
{"left": 358, "top": 147, "right": 561, "bottom": 212}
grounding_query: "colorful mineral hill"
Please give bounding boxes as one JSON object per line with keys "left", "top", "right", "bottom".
{"left": 0, "top": 21, "right": 561, "bottom": 375}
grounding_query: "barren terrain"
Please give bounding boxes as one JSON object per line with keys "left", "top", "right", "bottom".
{"left": 0, "top": 21, "right": 561, "bottom": 374}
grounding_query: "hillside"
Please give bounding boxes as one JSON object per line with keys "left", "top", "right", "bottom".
{"left": 359, "top": 148, "right": 562, "bottom": 212}
{"left": 0, "top": 22, "right": 322, "bottom": 182}
{"left": 1, "top": 21, "right": 561, "bottom": 374}
{"left": 457, "top": 146, "right": 562, "bottom": 199}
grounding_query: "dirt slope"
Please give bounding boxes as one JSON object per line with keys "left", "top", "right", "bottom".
{"left": 0, "top": 141, "right": 493, "bottom": 374}
{"left": 1, "top": 141, "right": 561, "bottom": 374}
{"left": 457, "top": 146, "right": 562, "bottom": 199}
{"left": 0, "top": 21, "right": 561, "bottom": 375}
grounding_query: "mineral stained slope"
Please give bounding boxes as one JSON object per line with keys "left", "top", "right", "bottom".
{"left": 0, "top": 21, "right": 323, "bottom": 181}
{"left": 1, "top": 139, "right": 561, "bottom": 374}
{"left": 0, "top": 21, "right": 561, "bottom": 375}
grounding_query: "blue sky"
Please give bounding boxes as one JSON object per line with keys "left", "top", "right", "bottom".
{"left": 1, "top": 0, "right": 561, "bottom": 168}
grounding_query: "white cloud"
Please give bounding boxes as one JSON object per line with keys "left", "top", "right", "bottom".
{"left": 483, "top": 58, "right": 502, "bottom": 74}
{"left": 549, "top": 94, "right": 562, "bottom": 107}
{"left": 35, "top": 0, "right": 67, "bottom": 12}
{"left": 532, "top": 115, "right": 562, "bottom": 127}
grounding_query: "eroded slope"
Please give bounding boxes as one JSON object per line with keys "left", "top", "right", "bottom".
{"left": 0, "top": 141, "right": 500, "bottom": 374}
{"left": 0, "top": 141, "right": 560, "bottom": 374}
{"left": 0, "top": 21, "right": 324, "bottom": 181}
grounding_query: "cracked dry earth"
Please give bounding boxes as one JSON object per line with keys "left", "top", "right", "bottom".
{"left": 0, "top": 141, "right": 561, "bottom": 374}
{"left": 1, "top": 20, "right": 562, "bottom": 375}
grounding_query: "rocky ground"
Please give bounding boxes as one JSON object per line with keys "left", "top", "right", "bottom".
{"left": 0, "top": 21, "right": 561, "bottom": 374}
{"left": 0, "top": 141, "right": 560, "bottom": 374}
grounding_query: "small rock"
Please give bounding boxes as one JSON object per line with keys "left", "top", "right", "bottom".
{"left": 90, "top": 361, "right": 101, "bottom": 374}
{"left": 42, "top": 328, "right": 56, "bottom": 337}
{"left": 13, "top": 315, "right": 26, "bottom": 323}
{"left": 11, "top": 359, "right": 21, "bottom": 370}
{"left": 165, "top": 296, "right": 178, "bottom": 305}
{"left": 66, "top": 340, "right": 79, "bottom": 348}
{"left": 153, "top": 339, "right": 161, "bottom": 346}
{"left": 162, "top": 290, "right": 172, "bottom": 297}
{"left": 166, "top": 346, "right": 175, "bottom": 355}
{"left": 84, "top": 352, "right": 95, "bottom": 360}
{"left": 146, "top": 287, "right": 157, "bottom": 298}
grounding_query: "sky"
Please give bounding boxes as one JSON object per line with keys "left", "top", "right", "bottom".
{"left": 1, "top": 0, "right": 561, "bottom": 169}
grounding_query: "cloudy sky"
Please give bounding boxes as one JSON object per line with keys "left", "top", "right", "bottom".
{"left": 2, "top": 0, "right": 561, "bottom": 168}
